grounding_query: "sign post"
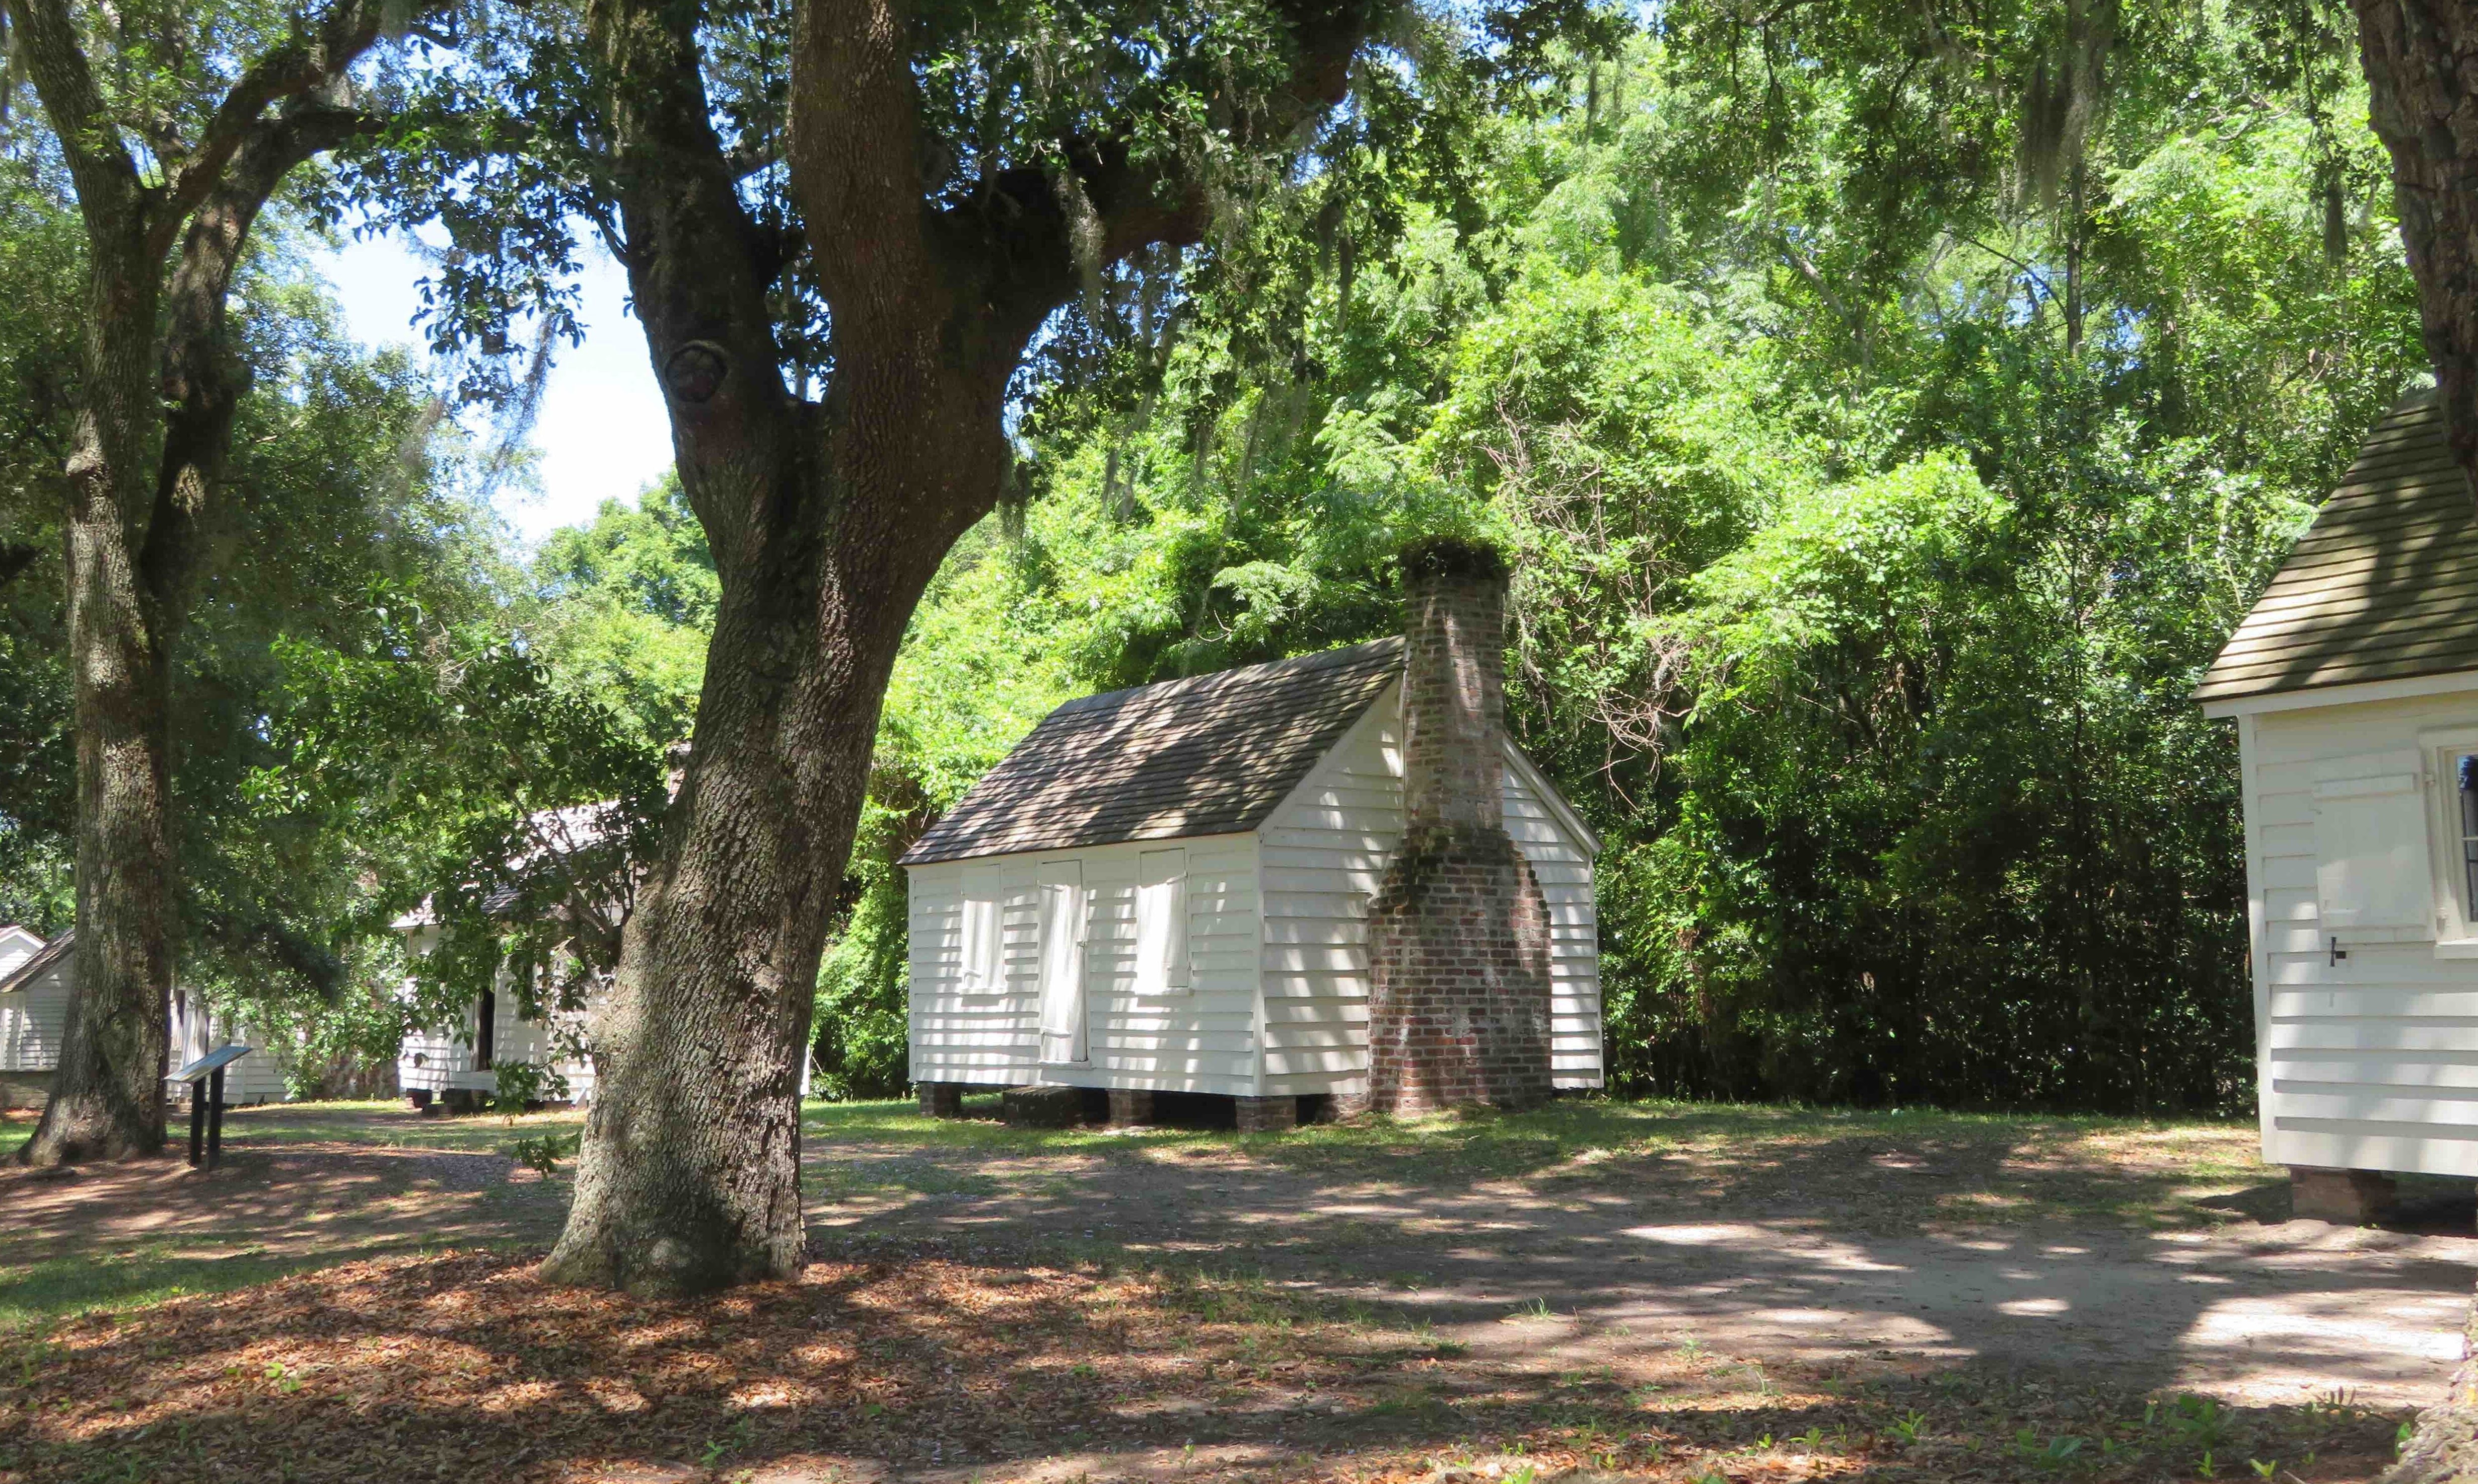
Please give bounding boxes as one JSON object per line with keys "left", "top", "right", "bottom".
{"left": 173, "top": 1045, "right": 252, "bottom": 1171}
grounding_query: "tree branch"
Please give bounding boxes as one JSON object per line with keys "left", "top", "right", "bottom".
{"left": 2, "top": 0, "right": 147, "bottom": 246}
{"left": 586, "top": 0, "right": 796, "bottom": 576}
{"left": 788, "top": 0, "right": 939, "bottom": 330}
{"left": 144, "top": 104, "right": 376, "bottom": 619}
{"left": 153, "top": 0, "right": 394, "bottom": 255}
{"left": 961, "top": 0, "right": 1379, "bottom": 343}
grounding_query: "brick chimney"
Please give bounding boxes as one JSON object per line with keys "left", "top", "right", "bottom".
{"left": 1364, "top": 537, "right": 1555, "bottom": 1114}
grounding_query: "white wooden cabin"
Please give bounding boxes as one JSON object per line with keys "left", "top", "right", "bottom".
{"left": 902, "top": 638, "right": 1603, "bottom": 1118}
{"left": 394, "top": 925, "right": 599, "bottom": 1109}
{"left": 0, "top": 928, "right": 293, "bottom": 1107}
{"left": 2201, "top": 389, "right": 2478, "bottom": 1220}
{"left": 0, "top": 926, "right": 63, "bottom": 1107}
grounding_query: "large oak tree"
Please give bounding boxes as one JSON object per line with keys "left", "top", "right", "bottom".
{"left": 3, "top": 0, "right": 432, "bottom": 1163}
{"left": 351, "top": 0, "right": 1593, "bottom": 1290}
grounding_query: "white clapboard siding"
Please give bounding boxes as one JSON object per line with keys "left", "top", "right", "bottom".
{"left": 1253, "top": 683, "right": 1606, "bottom": 1096}
{"left": 907, "top": 835, "right": 1262, "bottom": 1093}
{"left": 1503, "top": 752, "right": 1605, "bottom": 1085}
{"left": 0, "top": 962, "right": 68, "bottom": 1073}
{"left": 1256, "top": 691, "right": 1400, "bottom": 1096}
{"left": 396, "top": 971, "right": 596, "bottom": 1101}
{"left": 2244, "top": 688, "right": 2478, "bottom": 1176}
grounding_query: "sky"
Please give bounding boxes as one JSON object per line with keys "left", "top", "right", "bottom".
{"left": 315, "top": 230, "right": 676, "bottom": 544}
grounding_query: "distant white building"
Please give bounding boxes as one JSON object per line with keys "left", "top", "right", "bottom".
{"left": 0, "top": 927, "right": 292, "bottom": 1108}
{"left": 2201, "top": 388, "right": 2478, "bottom": 1224}
{"left": 0, "top": 925, "right": 62, "bottom": 1108}
{"left": 394, "top": 924, "right": 598, "bottom": 1111}
{"left": 903, "top": 550, "right": 1603, "bottom": 1128}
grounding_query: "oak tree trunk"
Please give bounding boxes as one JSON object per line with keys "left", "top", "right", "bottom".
{"left": 540, "top": 430, "right": 996, "bottom": 1291}
{"left": 6, "top": 0, "right": 379, "bottom": 1164}
{"left": 542, "top": 0, "right": 1011, "bottom": 1291}
{"left": 541, "top": 0, "right": 1369, "bottom": 1291}
{"left": 21, "top": 243, "right": 176, "bottom": 1165}
{"left": 2357, "top": 0, "right": 2478, "bottom": 500}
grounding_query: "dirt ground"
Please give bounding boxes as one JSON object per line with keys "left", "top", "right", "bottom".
{"left": 0, "top": 1099, "right": 2464, "bottom": 1483}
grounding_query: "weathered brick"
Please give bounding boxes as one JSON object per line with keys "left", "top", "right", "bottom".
{"left": 1366, "top": 545, "right": 1554, "bottom": 1115}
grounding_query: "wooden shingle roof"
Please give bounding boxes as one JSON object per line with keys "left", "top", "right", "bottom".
{"left": 0, "top": 927, "right": 69, "bottom": 996}
{"left": 2197, "top": 390, "right": 2478, "bottom": 704}
{"left": 900, "top": 639, "right": 1405, "bottom": 866}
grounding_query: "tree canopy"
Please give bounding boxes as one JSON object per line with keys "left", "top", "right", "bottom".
{"left": 0, "top": 0, "right": 2450, "bottom": 1282}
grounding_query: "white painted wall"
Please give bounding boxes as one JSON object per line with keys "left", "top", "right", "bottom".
{"left": 2231, "top": 681, "right": 2478, "bottom": 1177}
{"left": 1503, "top": 751, "right": 1605, "bottom": 1086}
{"left": 907, "top": 833, "right": 1263, "bottom": 1094}
{"left": 0, "top": 957, "right": 67, "bottom": 1074}
{"left": 1257, "top": 693, "right": 1399, "bottom": 1097}
{"left": 395, "top": 930, "right": 599, "bottom": 1102}
{"left": 1253, "top": 681, "right": 1605, "bottom": 1098}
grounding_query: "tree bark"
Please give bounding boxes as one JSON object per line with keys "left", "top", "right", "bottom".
{"left": 29, "top": 216, "right": 178, "bottom": 1163}
{"left": 2356, "top": 1, "right": 2478, "bottom": 502}
{"left": 5, "top": 0, "right": 391, "bottom": 1165}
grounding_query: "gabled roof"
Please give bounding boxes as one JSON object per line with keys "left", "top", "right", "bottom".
{"left": 901, "top": 639, "right": 1406, "bottom": 866}
{"left": 0, "top": 927, "right": 71, "bottom": 996}
{"left": 2198, "top": 390, "right": 2478, "bottom": 704}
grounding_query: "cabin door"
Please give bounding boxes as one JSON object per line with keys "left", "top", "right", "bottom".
{"left": 1037, "top": 863, "right": 1090, "bottom": 1065}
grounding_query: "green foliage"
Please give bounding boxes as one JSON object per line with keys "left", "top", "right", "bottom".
{"left": 524, "top": 476, "right": 718, "bottom": 746}
{"left": 0, "top": 148, "right": 513, "bottom": 1056}
{"left": 492, "top": 1061, "right": 573, "bottom": 1118}
{"left": 254, "top": 612, "right": 668, "bottom": 1035}
{"left": 792, "top": 25, "right": 2422, "bottom": 1113}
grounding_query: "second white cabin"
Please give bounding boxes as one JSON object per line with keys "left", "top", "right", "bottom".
{"left": 903, "top": 634, "right": 1604, "bottom": 1123}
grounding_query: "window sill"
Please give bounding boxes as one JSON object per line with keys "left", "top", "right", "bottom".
{"left": 2437, "top": 939, "right": 2478, "bottom": 960}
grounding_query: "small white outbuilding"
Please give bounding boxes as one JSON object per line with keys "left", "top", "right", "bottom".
{"left": 2202, "top": 388, "right": 2478, "bottom": 1220}
{"left": 901, "top": 621, "right": 1605, "bottom": 1127}
{"left": 0, "top": 925, "right": 61, "bottom": 1107}
{"left": 394, "top": 924, "right": 599, "bottom": 1110}
{"left": 0, "top": 928, "right": 293, "bottom": 1108}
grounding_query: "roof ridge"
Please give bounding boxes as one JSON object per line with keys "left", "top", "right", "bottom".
{"left": 1052, "top": 636, "right": 1403, "bottom": 718}
{"left": 0, "top": 927, "right": 72, "bottom": 997}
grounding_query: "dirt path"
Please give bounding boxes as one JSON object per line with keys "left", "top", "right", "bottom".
{"left": 1, "top": 1104, "right": 2459, "bottom": 1483}
{"left": 4, "top": 1104, "right": 2465, "bottom": 1410}
{"left": 802, "top": 1133, "right": 2477, "bottom": 1408}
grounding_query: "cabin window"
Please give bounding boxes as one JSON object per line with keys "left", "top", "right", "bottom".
{"left": 958, "top": 862, "right": 1004, "bottom": 993}
{"left": 475, "top": 987, "right": 497, "bottom": 1070}
{"left": 2458, "top": 755, "right": 2478, "bottom": 924}
{"left": 1134, "top": 849, "right": 1191, "bottom": 995}
{"left": 2420, "top": 727, "right": 2478, "bottom": 953}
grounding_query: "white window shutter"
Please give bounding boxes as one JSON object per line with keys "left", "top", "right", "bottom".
{"left": 1135, "top": 849, "right": 1190, "bottom": 994}
{"left": 2311, "top": 750, "right": 2434, "bottom": 934}
{"left": 1037, "top": 861, "right": 1089, "bottom": 1062}
{"left": 958, "top": 863, "right": 1003, "bottom": 993}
